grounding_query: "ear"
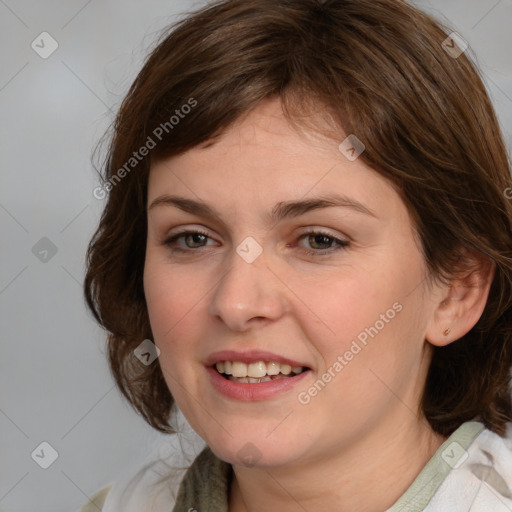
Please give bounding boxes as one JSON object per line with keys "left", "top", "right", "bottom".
{"left": 425, "top": 250, "right": 495, "bottom": 347}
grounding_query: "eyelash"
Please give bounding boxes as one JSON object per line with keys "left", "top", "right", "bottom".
{"left": 161, "top": 229, "right": 350, "bottom": 257}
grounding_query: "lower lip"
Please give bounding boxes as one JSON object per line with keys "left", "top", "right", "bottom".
{"left": 206, "top": 366, "right": 312, "bottom": 401}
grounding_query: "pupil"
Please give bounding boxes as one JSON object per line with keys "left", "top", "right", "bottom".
{"left": 188, "top": 234, "right": 206, "bottom": 247}
{"left": 310, "top": 234, "right": 331, "bottom": 249}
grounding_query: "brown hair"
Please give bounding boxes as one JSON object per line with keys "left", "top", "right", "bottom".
{"left": 84, "top": 0, "right": 512, "bottom": 436}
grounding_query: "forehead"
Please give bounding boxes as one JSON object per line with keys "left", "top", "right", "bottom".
{"left": 147, "top": 97, "right": 409, "bottom": 228}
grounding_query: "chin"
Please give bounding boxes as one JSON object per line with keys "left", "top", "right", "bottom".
{"left": 207, "top": 432, "right": 304, "bottom": 469}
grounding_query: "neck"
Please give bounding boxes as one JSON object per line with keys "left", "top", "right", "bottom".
{"left": 228, "top": 416, "right": 447, "bottom": 512}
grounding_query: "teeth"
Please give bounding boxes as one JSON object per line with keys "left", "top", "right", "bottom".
{"left": 215, "top": 360, "right": 305, "bottom": 378}
{"left": 266, "top": 361, "right": 280, "bottom": 375}
{"left": 280, "top": 364, "right": 292, "bottom": 375}
{"left": 248, "top": 361, "right": 266, "bottom": 378}
{"left": 231, "top": 361, "right": 248, "bottom": 377}
{"left": 228, "top": 374, "right": 286, "bottom": 383}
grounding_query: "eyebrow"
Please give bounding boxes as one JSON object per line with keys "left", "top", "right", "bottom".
{"left": 147, "top": 193, "right": 378, "bottom": 223}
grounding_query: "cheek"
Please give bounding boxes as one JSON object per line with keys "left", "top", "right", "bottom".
{"left": 290, "top": 269, "right": 388, "bottom": 357}
{"left": 299, "top": 261, "right": 417, "bottom": 388}
{"left": 143, "top": 257, "right": 209, "bottom": 375}
{"left": 143, "top": 264, "right": 196, "bottom": 398}
{"left": 144, "top": 255, "right": 193, "bottom": 336}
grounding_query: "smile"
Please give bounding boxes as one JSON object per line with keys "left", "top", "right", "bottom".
{"left": 215, "top": 360, "right": 306, "bottom": 383}
{"left": 207, "top": 364, "right": 312, "bottom": 401}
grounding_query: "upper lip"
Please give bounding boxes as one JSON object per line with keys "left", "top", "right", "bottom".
{"left": 205, "top": 350, "right": 311, "bottom": 369}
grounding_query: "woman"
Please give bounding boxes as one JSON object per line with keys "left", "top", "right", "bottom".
{"left": 80, "top": 0, "right": 512, "bottom": 510}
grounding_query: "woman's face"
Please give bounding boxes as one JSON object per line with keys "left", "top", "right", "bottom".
{"left": 143, "top": 97, "right": 444, "bottom": 468}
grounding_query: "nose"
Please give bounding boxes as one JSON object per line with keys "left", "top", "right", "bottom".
{"left": 208, "top": 244, "right": 287, "bottom": 332}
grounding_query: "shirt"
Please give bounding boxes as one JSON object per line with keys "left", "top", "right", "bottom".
{"left": 77, "top": 420, "right": 512, "bottom": 512}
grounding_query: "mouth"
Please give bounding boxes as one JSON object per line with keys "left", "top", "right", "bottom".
{"left": 212, "top": 360, "right": 309, "bottom": 383}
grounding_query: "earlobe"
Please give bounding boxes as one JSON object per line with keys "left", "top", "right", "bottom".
{"left": 426, "top": 293, "right": 464, "bottom": 347}
{"left": 425, "top": 254, "right": 495, "bottom": 348}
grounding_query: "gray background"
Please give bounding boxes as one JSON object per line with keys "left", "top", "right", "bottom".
{"left": 1, "top": 1, "right": 511, "bottom": 511}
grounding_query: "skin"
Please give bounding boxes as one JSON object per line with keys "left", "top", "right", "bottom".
{"left": 143, "top": 97, "right": 495, "bottom": 511}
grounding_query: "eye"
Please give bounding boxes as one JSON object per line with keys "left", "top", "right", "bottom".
{"left": 161, "top": 228, "right": 350, "bottom": 256}
{"left": 295, "top": 229, "right": 350, "bottom": 256}
{"left": 162, "top": 229, "right": 215, "bottom": 252}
